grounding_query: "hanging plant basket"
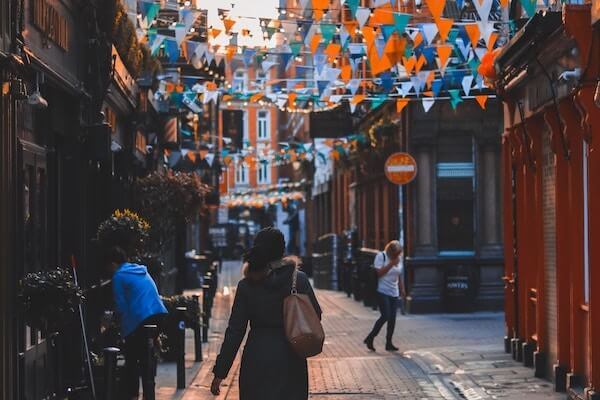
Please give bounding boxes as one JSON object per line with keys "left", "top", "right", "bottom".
{"left": 18, "top": 267, "right": 85, "bottom": 330}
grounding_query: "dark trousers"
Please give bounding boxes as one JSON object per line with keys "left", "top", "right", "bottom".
{"left": 367, "top": 292, "right": 398, "bottom": 342}
{"left": 122, "top": 315, "right": 162, "bottom": 399}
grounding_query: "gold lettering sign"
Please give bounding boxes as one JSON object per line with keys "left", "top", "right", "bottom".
{"left": 32, "top": 0, "right": 69, "bottom": 51}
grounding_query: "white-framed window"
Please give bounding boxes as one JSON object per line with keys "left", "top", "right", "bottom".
{"left": 235, "top": 162, "right": 249, "bottom": 185}
{"left": 257, "top": 161, "right": 271, "bottom": 184}
{"left": 257, "top": 110, "right": 270, "bottom": 141}
{"left": 255, "top": 69, "right": 271, "bottom": 93}
{"left": 233, "top": 69, "right": 248, "bottom": 93}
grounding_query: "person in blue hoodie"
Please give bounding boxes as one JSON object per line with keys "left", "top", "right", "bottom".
{"left": 107, "top": 246, "right": 167, "bottom": 400}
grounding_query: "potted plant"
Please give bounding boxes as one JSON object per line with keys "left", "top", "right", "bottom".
{"left": 96, "top": 209, "right": 151, "bottom": 259}
{"left": 18, "top": 267, "right": 85, "bottom": 331}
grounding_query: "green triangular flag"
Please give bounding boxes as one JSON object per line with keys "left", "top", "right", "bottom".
{"left": 290, "top": 42, "right": 303, "bottom": 57}
{"left": 447, "top": 28, "right": 459, "bottom": 44}
{"left": 393, "top": 13, "right": 411, "bottom": 34}
{"left": 448, "top": 89, "right": 463, "bottom": 110}
{"left": 320, "top": 23, "right": 336, "bottom": 45}
{"left": 371, "top": 94, "right": 386, "bottom": 110}
{"left": 347, "top": 0, "right": 360, "bottom": 17}
{"left": 468, "top": 58, "right": 481, "bottom": 76}
{"left": 520, "top": 0, "right": 536, "bottom": 17}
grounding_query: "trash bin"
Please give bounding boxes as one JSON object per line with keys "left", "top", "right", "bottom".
{"left": 443, "top": 264, "right": 475, "bottom": 312}
{"left": 312, "top": 252, "right": 331, "bottom": 290}
{"left": 184, "top": 251, "right": 208, "bottom": 289}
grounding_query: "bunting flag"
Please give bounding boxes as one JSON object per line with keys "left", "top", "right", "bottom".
{"left": 461, "top": 74, "right": 474, "bottom": 96}
{"left": 475, "top": 94, "right": 488, "bottom": 109}
{"left": 394, "top": 13, "right": 411, "bottom": 34}
{"left": 437, "top": 18, "right": 454, "bottom": 42}
{"left": 325, "top": 43, "right": 341, "bottom": 62}
{"left": 288, "top": 92, "right": 297, "bottom": 109}
{"left": 313, "top": 0, "right": 329, "bottom": 20}
{"left": 396, "top": 98, "right": 409, "bottom": 113}
{"left": 347, "top": 78, "right": 361, "bottom": 95}
{"left": 223, "top": 18, "right": 236, "bottom": 33}
{"left": 321, "top": 23, "right": 337, "bottom": 44}
{"left": 341, "top": 65, "right": 352, "bottom": 83}
{"left": 436, "top": 45, "right": 453, "bottom": 74}
{"left": 422, "top": 97, "right": 435, "bottom": 112}
{"left": 419, "top": 23, "right": 439, "bottom": 45}
{"left": 425, "top": 0, "right": 447, "bottom": 21}
{"left": 347, "top": 0, "right": 360, "bottom": 16}
{"left": 464, "top": 23, "right": 481, "bottom": 48}
{"left": 310, "top": 34, "right": 322, "bottom": 55}
{"left": 473, "top": 0, "right": 494, "bottom": 22}
{"left": 400, "top": 81, "right": 413, "bottom": 97}
{"left": 448, "top": 88, "right": 463, "bottom": 109}
{"left": 356, "top": 7, "right": 371, "bottom": 28}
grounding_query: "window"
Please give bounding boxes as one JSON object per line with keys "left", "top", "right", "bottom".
{"left": 436, "top": 134, "right": 475, "bottom": 255}
{"left": 257, "top": 161, "right": 271, "bottom": 184}
{"left": 233, "top": 69, "right": 248, "bottom": 93}
{"left": 256, "top": 70, "right": 270, "bottom": 93}
{"left": 236, "top": 162, "right": 248, "bottom": 185}
{"left": 257, "top": 110, "right": 269, "bottom": 140}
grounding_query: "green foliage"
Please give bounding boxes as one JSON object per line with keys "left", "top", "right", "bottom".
{"left": 96, "top": 209, "right": 151, "bottom": 258}
{"left": 110, "top": 0, "right": 160, "bottom": 78}
{"left": 18, "top": 267, "right": 85, "bottom": 329}
{"left": 134, "top": 172, "right": 210, "bottom": 252}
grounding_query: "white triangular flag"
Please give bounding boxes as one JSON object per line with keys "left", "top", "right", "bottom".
{"left": 330, "top": 94, "right": 344, "bottom": 103}
{"left": 422, "top": 97, "right": 435, "bottom": 112}
{"left": 420, "top": 23, "right": 439, "bottom": 46}
{"left": 356, "top": 7, "right": 371, "bottom": 28}
{"left": 262, "top": 60, "right": 278, "bottom": 72}
{"left": 277, "top": 98, "right": 288, "bottom": 108}
{"left": 400, "top": 81, "right": 413, "bottom": 97}
{"left": 477, "top": 21, "right": 496, "bottom": 47}
{"left": 473, "top": 0, "right": 494, "bottom": 22}
{"left": 350, "top": 101, "right": 359, "bottom": 113}
{"left": 461, "top": 75, "right": 474, "bottom": 96}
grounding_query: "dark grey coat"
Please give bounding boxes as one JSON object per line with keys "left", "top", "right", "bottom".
{"left": 213, "top": 262, "right": 322, "bottom": 400}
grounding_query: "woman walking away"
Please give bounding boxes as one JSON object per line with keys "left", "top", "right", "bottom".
{"left": 107, "top": 246, "right": 167, "bottom": 400}
{"left": 210, "top": 227, "right": 322, "bottom": 400}
{"left": 364, "top": 240, "right": 405, "bottom": 352}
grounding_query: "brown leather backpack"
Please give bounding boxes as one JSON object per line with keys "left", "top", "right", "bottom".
{"left": 283, "top": 268, "right": 325, "bottom": 358}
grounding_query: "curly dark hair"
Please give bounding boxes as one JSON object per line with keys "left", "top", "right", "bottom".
{"left": 243, "top": 227, "right": 285, "bottom": 273}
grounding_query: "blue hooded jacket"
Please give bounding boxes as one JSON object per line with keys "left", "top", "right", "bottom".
{"left": 112, "top": 263, "right": 168, "bottom": 337}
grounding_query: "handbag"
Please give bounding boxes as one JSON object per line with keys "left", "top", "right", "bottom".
{"left": 283, "top": 268, "right": 325, "bottom": 358}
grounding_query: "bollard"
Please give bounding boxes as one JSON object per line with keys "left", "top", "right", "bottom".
{"left": 192, "top": 295, "right": 203, "bottom": 362}
{"left": 175, "top": 307, "right": 187, "bottom": 389}
{"left": 201, "top": 284, "right": 210, "bottom": 343}
{"left": 142, "top": 325, "right": 158, "bottom": 400}
{"left": 103, "top": 347, "right": 120, "bottom": 400}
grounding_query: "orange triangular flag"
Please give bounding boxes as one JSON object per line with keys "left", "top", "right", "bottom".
{"left": 325, "top": 43, "right": 341, "bottom": 62}
{"left": 288, "top": 92, "right": 297, "bottom": 109}
{"left": 223, "top": 18, "right": 236, "bottom": 33}
{"left": 362, "top": 26, "right": 377, "bottom": 49}
{"left": 344, "top": 21, "right": 358, "bottom": 35}
{"left": 402, "top": 56, "right": 417, "bottom": 75}
{"left": 351, "top": 94, "right": 366, "bottom": 105}
{"left": 396, "top": 99, "right": 409, "bottom": 113}
{"left": 464, "top": 23, "right": 480, "bottom": 48}
{"left": 415, "top": 54, "right": 427, "bottom": 72}
{"left": 475, "top": 95, "right": 488, "bottom": 109}
{"left": 425, "top": 71, "right": 435, "bottom": 89}
{"left": 369, "top": 46, "right": 393, "bottom": 75}
{"left": 312, "top": 0, "right": 328, "bottom": 21}
{"left": 341, "top": 65, "right": 352, "bottom": 83}
{"left": 310, "top": 34, "right": 322, "bottom": 54}
{"left": 436, "top": 18, "right": 454, "bottom": 42}
{"left": 500, "top": 0, "right": 509, "bottom": 7}
{"left": 371, "top": 5, "right": 395, "bottom": 25}
{"left": 226, "top": 45, "right": 236, "bottom": 61}
{"left": 436, "top": 45, "right": 453, "bottom": 70}
{"left": 487, "top": 32, "right": 498, "bottom": 51}
{"left": 250, "top": 93, "right": 264, "bottom": 103}
{"left": 413, "top": 32, "right": 424, "bottom": 49}
{"left": 210, "top": 28, "right": 222, "bottom": 38}
{"left": 222, "top": 94, "right": 232, "bottom": 102}
{"left": 425, "top": 0, "right": 446, "bottom": 21}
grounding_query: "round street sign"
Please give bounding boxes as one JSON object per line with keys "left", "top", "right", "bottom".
{"left": 384, "top": 152, "right": 418, "bottom": 185}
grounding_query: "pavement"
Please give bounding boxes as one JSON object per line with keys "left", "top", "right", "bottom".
{"left": 155, "top": 260, "right": 562, "bottom": 400}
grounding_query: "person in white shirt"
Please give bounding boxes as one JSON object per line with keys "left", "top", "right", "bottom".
{"left": 363, "top": 241, "right": 406, "bottom": 352}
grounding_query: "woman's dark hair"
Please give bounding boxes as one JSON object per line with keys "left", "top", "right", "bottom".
{"left": 243, "top": 227, "right": 285, "bottom": 274}
{"left": 104, "top": 245, "right": 128, "bottom": 265}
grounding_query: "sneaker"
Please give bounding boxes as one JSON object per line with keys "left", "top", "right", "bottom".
{"left": 364, "top": 336, "right": 376, "bottom": 351}
{"left": 385, "top": 342, "right": 399, "bottom": 352}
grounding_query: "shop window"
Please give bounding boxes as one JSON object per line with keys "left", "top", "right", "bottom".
{"left": 436, "top": 134, "right": 474, "bottom": 255}
{"left": 257, "top": 110, "right": 269, "bottom": 140}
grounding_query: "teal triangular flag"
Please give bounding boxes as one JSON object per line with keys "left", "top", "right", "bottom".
{"left": 448, "top": 28, "right": 459, "bottom": 44}
{"left": 347, "top": 0, "right": 360, "bottom": 16}
{"left": 371, "top": 94, "right": 386, "bottom": 109}
{"left": 321, "top": 24, "right": 337, "bottom": 45}
{"left": 520, "top": 0, "right": 536, "bottom": 17}
{"left": 381, "top": 25, "right": 396, "bottom": 42}
{"left": 393, "top": 13, "right": 411, "bottom": 34}
{"left": 448, "top": 89, "right": 463, "bottom": 110}
{"left": 290, "top": 42, "right": 303, "bottom": 57}
{"left": 468, "top": 57, "right": 481, "bottom": 76}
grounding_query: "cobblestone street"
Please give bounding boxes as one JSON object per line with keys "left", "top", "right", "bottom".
{"left": 155, "top": 261, "right": 561, "bottom": 400}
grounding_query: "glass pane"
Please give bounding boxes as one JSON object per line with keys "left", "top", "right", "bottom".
{"left": 437, "top": 177, "right": 474, "bottom": 251}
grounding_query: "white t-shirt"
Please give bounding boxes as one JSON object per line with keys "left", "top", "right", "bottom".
{"left": 374, "top": 252, "right": 404, "bottom": 298}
